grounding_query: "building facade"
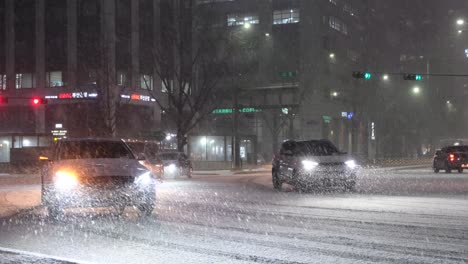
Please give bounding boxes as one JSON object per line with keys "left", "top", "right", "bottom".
{"left": 0, "top": 0, "right": 163, "bottom": 163}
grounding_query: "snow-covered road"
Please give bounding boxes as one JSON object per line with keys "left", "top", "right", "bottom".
{"left": 0, "top": 168, "right": 467, "bottom": 263}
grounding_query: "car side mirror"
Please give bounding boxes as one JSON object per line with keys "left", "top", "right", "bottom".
{"left": 136, "top": 153, "right": 146, "bottom": 161}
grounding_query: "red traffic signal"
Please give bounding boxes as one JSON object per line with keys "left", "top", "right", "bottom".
{"left": 32, "top": 97, "right": 47, "bottom": 105}
{"left": 0, "top": 97, "right": 8, "bottom": 104}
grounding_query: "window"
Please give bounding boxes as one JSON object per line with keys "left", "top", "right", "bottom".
{"left": 347, "top": 50, "right": 359, "bottom": 62}
{"left": 141, "top": 75, "right": 153, "bottom": 90}
{"left": 343, "top": 3, "right": 357, "bottom": 17}
{"left": 16, "top": 73, "right": 33, "bottom": 89}
{"left": 47, "top": 71, "right": 63, "bottom": 87}
{"left": 273, "top": 9, "right": 299, "bottom": 25}
{"left": 0, "top": 75, "right": 5, "bottom": 90}
{"left": 162, "top": 80, "right": 173, "bottom": 93}
{"left": 329, "top": 0, "right": 337, "bottom": 5}
{"left": 329, "top": 16, "right": 348, "bottom": 35}
{"left": 117, "top": 72, "right": 127, "bottom": 86}
{"left": 227, "top": 13, "right": 259, "bottom": 26}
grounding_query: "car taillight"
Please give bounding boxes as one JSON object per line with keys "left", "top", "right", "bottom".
{"left": 449, "top": 154, "right": 456, "bottom": 162}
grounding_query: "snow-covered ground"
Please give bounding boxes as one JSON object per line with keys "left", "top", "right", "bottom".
{"left": 0, "top": 168, "right": 467, "bottom": 263}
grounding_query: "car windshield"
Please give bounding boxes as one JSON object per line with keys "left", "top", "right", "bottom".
{"left": 446, "top": 146, "right": 468, "bottom": 152}
{"left": 294, "top": 141, "right": 340, "bottom": 156}
{"left": 59, "top": 141, "right": 134, "bottom": 160}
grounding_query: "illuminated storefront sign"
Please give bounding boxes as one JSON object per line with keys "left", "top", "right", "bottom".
{"left": 213, "top": 108, "right": 261, "bottom": 114}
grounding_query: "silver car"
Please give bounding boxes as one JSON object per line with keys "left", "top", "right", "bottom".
{"left": 40, "top": 138, "right": 157, "bottom": 218}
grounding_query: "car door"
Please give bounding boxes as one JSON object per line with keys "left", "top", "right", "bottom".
{"left": 278, "top": 142, "right": 295, "bottom": 180}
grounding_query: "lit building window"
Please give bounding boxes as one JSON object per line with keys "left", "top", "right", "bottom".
{"left": 140, "top": 74, "right": 153, "bottom": 90}
{"left": 273, "top": 9, "right": 300, "bottom": 25}
{"left": 227, "top": 13, "right": 259, "bottom": 26}
{"left": 117, "top": 71, "right": 127, "bottom": 86}
{"left": 329, "top": 16, "right": 348, "bottom": 35}
{"left": 0, "top": 75, "right": 6, "bottom": 90}
{"left": 16, "top": 73, "right": 33, "bottom": 89}
{"left": 47, "top": 71, "right": 63, "bottom": 87}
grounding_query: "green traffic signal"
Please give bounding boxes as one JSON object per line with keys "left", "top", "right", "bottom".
{"left": 415, "top": 75, "right": 422, "bottom": 81}
{"left": 364, "top": 72, "right": 372, "bottom": 80}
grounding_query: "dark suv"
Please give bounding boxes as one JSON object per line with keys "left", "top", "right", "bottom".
{"left": 272, "top": 140, "right": 358, "bottom": 191}
{"left": 433, "top": 146, "right": 468, "bottom": 173}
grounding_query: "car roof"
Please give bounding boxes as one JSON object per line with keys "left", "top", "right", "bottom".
{"left": 59, "top": 138, "right": 125, "bottom": 143}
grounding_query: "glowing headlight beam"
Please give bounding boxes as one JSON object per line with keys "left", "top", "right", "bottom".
{"left": 302, "top": 160, "right": 319, "bottom": 171}
{"left": 135, "top": 171, "right": 153, "bottom": 186}
{"left": 54, "top": 171, "right": 79, "bottom": 190}
{"left": 345, "top": 160, "right": 357, "bottom": 169}
{"left": 166, "top": 164, "right": 177, "bottom": 173}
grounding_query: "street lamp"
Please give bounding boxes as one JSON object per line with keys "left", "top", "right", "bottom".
{"left": 331, "top": 91, "right": 339, "bottom": 97}
{"left": 457, "top": 19, "right": 465, "bottom": 26}
{"left": 243, "top": 22, "right": 251, "bottom": 29}
{"left": 382, "top": 74, "right": 389, "bottom": 81}
{"left": 329, "top": 53, "right": 335, "bottom": 59}
{"left": 412, "top": 86, "right": 421, "bottom": 95}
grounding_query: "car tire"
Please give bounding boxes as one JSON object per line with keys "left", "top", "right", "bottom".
{"left": 345, "top": 180, "right": 356, "bottom": 192}
{"left": 458, "top": 168, "right": 463, "bottom": 173}
{"left": 47, "top": 205, "right": 63, "bottom": 219}
{"left": 434, "top": 168, "right": 439, "bottom": 173}
{"left": 137, "top": 191, "right": 155, "bottom": 217}
{"left": 272, "top": 169, "right": 282, "bottom": 190}
{"left": 445, "top": 169, "right": 452, "bottom": 173}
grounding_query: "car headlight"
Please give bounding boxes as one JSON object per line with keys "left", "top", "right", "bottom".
{"left": 54, "top": 171, "right": 79, "bottom": 190}
{"left": 166, "top": 164, "right": 177, "bottom": 173}
{"left": 135, "top": 171, "right": 154, "bottom": 186}
{"left": 302, "top": 160, "right": 319, "bottom": 171}
{"left": 345, "top": 160, "right": 357, "bottom": 169}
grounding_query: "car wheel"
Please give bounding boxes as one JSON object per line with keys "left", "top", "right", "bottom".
{"left": 345, "top": 180, "right": 356, "bottom": 192}
{"left": 137, "top": 191, "right": 155, "bottom": 217}
{"left": 445, "top": 169, "right": 452, "bottom": 173}
{"left": 47, "top": 205, "right": 63, "bottom": 219}
{"left": 434, "top": 168, "right": 440, "bottom": 173}
{"left": 458, "top": 168, "right": 463, "bottom": 173}
{"left": 272, "top": 169, "right": 282, "bottom": 190}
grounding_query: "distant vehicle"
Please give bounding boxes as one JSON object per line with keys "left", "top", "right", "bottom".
{"left": 156, "top": 152, "right": 192, "bottom": 178}
{"left": 433, "top": 145, "right": 468, "bottom": 173}
{"left": 40, "top": 138, "right": 157, "bottom": 218}
{"left": 126, "top": 141, "right": 164, "bottom": 179}
{"left": 272, "top": 140, "right": 358, "bottom": 191}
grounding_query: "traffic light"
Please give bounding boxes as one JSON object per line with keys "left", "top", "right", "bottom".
{"left": 352, "top": 71, "right": 372, "bottom": 80}
{"left": 31, "top": 97, "right": 47, "bottom": 105}
{"left": 0, "top": 97, "right": 8, "bottom": 104}
{"left": 403, "top": 74, "right": 423, "bottom": 81}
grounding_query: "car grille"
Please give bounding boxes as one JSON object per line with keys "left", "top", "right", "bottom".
{"left": 319, "top": 162, "right": 345, "bottom": 166}
{"left": 81, "top": 176, "right": 135, "bottom": 189}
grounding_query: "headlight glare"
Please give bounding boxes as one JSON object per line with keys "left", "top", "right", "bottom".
{"left": 54, "top": 171, "right": 78, "bottom": 190}
{"left": 166, "top": 164, "right": 177, "bottom": 173}
{"left": 135, "top": 171, "right": 153, "bottom": 186}
{"left": 302, "top": 160, "right": 319, "bottom": 171}
{"left": 345, "top": 160, "right": 357, "bottom": 169}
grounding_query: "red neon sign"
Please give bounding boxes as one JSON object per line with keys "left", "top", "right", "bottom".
{"left": 59, "top": 93, "right": 72, "bottom": 99}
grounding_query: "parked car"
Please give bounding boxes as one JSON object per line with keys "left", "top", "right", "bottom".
{"left": 433, "top": 145, "right": 468, "bottom": 173}
{"left": 272, "top": 140, "right": 358, "bottom": 191}
{"left": 40, "top": 138, "right": 157, "bottom": 218}
{"left": 156, "top": 152, "right": 192, "bottom": 178}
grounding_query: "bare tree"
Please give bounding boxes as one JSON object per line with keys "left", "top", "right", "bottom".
{"left": 143, "top": 0, "right": 238, "bottom": 151}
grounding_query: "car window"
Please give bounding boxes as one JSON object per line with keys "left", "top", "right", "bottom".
{"left": 59, "top": 141, "right": 134, "bottom": 160}
{"left": 294, "top": 141, "right": 340, "bottom": 156}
